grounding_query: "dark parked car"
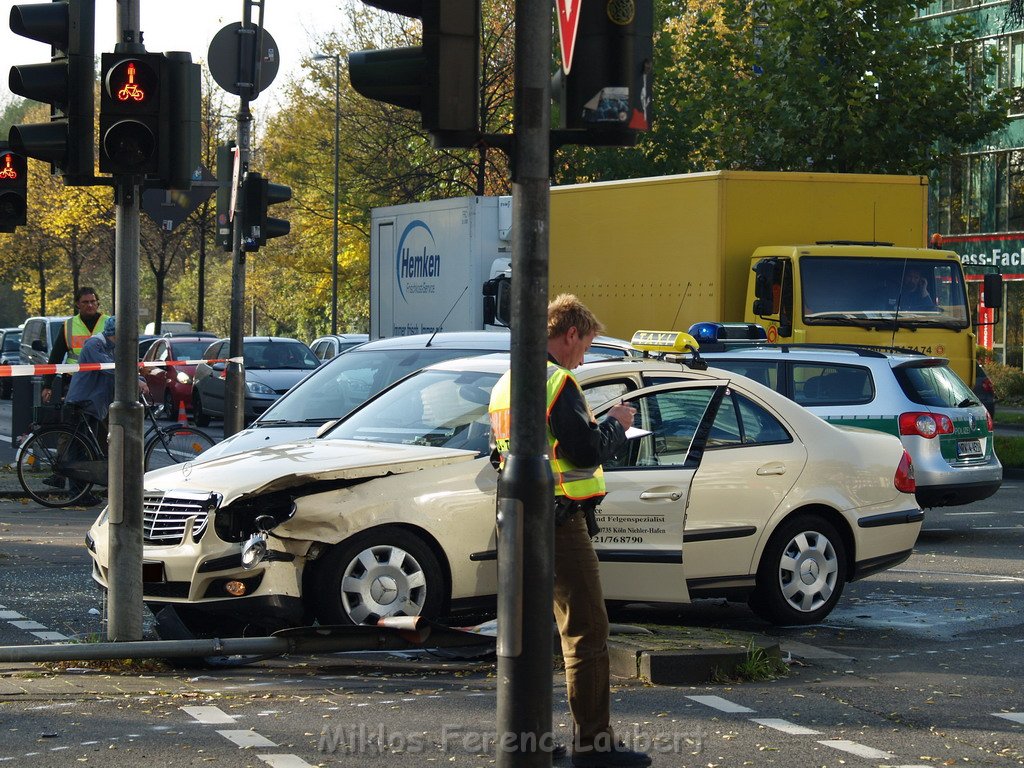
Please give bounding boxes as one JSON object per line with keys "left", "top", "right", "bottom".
{"left": 191, "top": 337, "right": 320, "bottom": 426}
{"left": 0, "top": 327, "right": 22, "bottom": 399}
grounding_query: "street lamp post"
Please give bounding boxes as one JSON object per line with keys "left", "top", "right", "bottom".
{"left": 313, "top": 52, "right": 340, "bottom": 335}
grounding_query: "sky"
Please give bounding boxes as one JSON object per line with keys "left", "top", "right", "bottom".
{"left": 0, "top": 0, "right": 340, "bottom": 116}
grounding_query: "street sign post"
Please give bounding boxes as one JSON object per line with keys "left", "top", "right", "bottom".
{"left": 556, "top": 0, "right": 582, "bottom": 73}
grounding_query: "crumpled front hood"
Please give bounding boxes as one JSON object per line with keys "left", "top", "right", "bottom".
{"left": 143, "top": 438, "right": 480, "bottom": 505}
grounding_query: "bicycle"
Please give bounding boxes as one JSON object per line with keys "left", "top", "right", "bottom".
{"left": 16, "top": 397, "right": 216, "bottom": 508}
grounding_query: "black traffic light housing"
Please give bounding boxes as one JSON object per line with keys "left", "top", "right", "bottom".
{"left": 99, "top": 52, "right": 164, "bottom": 175}
{"left": 154, "top": 52, "right": 201, "bottom": 190}
{"left": 215, "top": 143, "right": 236, "bottom": 252}
{"left": 240, "top": 172, "right": 291, "bottom": 252}
{"left": 0, "top": 143, "right": 28, "bottom": 233}
{"left": 7, "top": 0, "right": 96, "bottom": 184}
{"left": 555, "top": 0, "right": 653, "bottom": 144}
{"left": 349, "top": 0, "right": 480, "bottom": 148}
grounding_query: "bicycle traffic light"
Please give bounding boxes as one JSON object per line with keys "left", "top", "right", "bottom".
{"left": 7, "top": 0, "right": 96, "bottom": 184}
{"left": 0, "top": 143, "right": 28, "bottom": 233}
{"left": 348, "top": 0, "right": 480, "bottom": 148}
{"left": 556, "top": 0, "right": 653, "bottom": 142}
{"left": 99, "top": 52, "right": 163, "bottom": 175}
{"left": 155, "top": 52, "right": 201, "bottom": 190}
{"left": 240, "top": 172, "right": 291, "bottom": 252}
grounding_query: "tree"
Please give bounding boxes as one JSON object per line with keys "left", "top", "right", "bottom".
{"left": 556, "top": 0, "right": 1009, "bottom": 182}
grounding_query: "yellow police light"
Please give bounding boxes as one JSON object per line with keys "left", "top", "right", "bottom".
{"left": 630, "top": 330, "right": 700, "bottom": 354}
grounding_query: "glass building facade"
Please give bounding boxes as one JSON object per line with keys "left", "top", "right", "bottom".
{"left": 919, "top": 0, "right": 1024, "bottom": 364}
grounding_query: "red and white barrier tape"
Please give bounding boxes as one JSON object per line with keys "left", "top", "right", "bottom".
{"left": 0, "top": 357, "right": 244, "bottom": 378}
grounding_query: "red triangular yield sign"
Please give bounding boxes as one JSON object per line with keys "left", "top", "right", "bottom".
{"left": 556, "top": 0, "right": 582, "bottom": 74}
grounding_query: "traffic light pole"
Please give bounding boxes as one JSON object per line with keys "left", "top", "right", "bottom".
{"left": 224, "top": 0, "right": 262, "bottom": 438}
{"left": 495, "top": 0, "right": 553, "bottom": 765}
{"left": 107, "top": 0, "right": 146, "bottom": 643}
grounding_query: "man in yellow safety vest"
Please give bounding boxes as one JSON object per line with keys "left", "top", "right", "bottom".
{"left": 489, "top": 294, "right": 648, "bottom": 768}
{"left": 41, "top": 287, "right": 110, "bottom": 405}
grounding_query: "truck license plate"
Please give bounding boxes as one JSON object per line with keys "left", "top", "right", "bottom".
{"left": 956, "top": 439, "right": 982, "bottom": 458}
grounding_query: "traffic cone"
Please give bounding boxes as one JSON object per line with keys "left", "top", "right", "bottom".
{"left": 177, "top": 400, "right": 188, "bottom": 424}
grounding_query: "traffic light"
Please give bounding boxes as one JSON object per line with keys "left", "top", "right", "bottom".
{"left": 556, "top": 0, "right": 653, "bottom": 142}
{"left": 215, "top": 143, "right": 236, "bottom": 252}
{"left": 99, "top": 52, "right": 164, "bottom": 175}
{"left": 240, "top": 172, "right": 291, "bottom": 252}
{"left": 0, "top": 143, "right": 28, "bottom": 233}
{"left": 7, "top": 0, "right": 96, "bottom": 184}
{"left": 348, "top": 0, "right": 480, "bottom": 148}
{"left": 154, "top": 52, "right": 201, "bottom": 190}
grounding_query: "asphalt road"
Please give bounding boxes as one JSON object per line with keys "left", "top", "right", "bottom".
{"left": 0, "top": 397, "right": 1022, "bottom": 766}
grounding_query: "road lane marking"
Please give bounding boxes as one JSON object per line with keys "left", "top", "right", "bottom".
{"left": 0, "top": 611, "right": 24, "bottom": 620}
{"left": 258, "top": 757, "right": 316, "bottom": 767}
{"left": 182, "top": 705, "right": 237, "bottom": 724}
{"left": 216, "top": 730, "right": 278, "bottom": 748}
{"left": 994, "top": 712, "right": 1024, "bottom": 724}
{"left": 686, "top": 695, "right": 755, "bottom": 713}
{"left": 751, "top": 718, "right": 820, "bottom": 735}
{"left": 8, "top": 620, "right": 46, "bottom": 630}
{"left": 31, "top": 631, "right": 68, "bottom": 641}
{"left": 819, "top": 740, "right": 894, "bottom": 759}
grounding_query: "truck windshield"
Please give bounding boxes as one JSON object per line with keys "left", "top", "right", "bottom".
{"left": 800, "top": 257, "right": 970, "bottom": 330}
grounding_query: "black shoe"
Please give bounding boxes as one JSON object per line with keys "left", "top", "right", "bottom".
{"left": 571, "top": 742, "right": 651, "bottom": 768}
{"left": 42, "top": 474, "right": 65, "bottom": 489}
{"left": 552, "top": 743, "right": 568, "bottom": 759}
{"left": 76, "top": 493, "right": 103, "bottom": 507}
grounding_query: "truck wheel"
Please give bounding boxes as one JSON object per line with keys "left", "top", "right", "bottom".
{"left": 192, "top": 389, "right": 210, "bottom": 427}
{"left": 748, "top": 514, "right": 846, "bottom": 625}
{"left": 314, "top": 527, "right": 445, "bottom": 626}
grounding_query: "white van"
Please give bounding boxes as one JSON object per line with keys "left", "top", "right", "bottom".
{"left": 144, "top": 321, "right": 192, "bottom": 335}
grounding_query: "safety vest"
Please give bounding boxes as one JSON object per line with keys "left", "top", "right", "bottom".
{"left": 488, "top": 362, "right": 606, "bottom": 501}
{"left": 64, "top": 313, "right": 108, "bottom": 363}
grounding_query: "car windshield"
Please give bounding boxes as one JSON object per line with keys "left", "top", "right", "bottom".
{"left": 243, "top": 341, "right": 319, "bottom": 370}
{"left": 255, "top": 346, "right": 504, "bottom": 425}
{"left": 895, "top": 363, "right": 978, "bottom": 408}
{"left": 326, "top": 368, "right": 501, "bottom": 453}
{"left": 2, "top": 334, "right": 19, "bottom": 352}
{"left": 170, "top": 342, "right": 210, "bottom": 360}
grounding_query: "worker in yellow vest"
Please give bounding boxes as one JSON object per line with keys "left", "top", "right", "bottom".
{"left": 489, "top": 294, "right": 648, "bottom": 768}
{"left": 41, "top": 287, "right": 110, "bottom": 404}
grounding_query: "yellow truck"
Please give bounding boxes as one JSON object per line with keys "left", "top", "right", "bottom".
{"left": 548, "top": 170, "right": 1001, "bottom": 387}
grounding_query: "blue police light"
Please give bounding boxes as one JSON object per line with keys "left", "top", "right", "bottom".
{"left": 689, "top": 322, "right": 725, "bottom": 344}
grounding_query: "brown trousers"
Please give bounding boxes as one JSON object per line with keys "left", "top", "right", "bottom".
{"left": 553, "top": 512, "right": 612, "bottom": 751}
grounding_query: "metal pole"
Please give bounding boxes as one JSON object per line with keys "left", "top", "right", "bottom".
{"left": 107, "top": 0, "right": 146, "bottom": 643}
{"left": 496, "top": 0, "right": 552, "bottom": 765}
{"left": 331, "top": 53, "right": 340, "bottom": 335}
{"left": 224, "top": 0, "right": 258, "bottom": 438}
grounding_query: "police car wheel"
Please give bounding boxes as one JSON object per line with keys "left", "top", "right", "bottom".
{"left": 749, "top": 514, "right": 847, "bottom": 625}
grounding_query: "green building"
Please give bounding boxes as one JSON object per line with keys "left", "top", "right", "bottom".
{"left": 920, "top": 0, "right": 1024, "bottom": 364}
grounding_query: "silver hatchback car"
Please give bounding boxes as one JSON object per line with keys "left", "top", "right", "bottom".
{"left": 700, "top": 344, "right": 1001, "bottom": 508}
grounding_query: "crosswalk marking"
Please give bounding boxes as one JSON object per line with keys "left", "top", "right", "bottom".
{"left": 751, "top": 718, "right": 820, "bottom": 735}
{"left": 216, "top": 730, "right": 278, "bottom": 748}
{"left": 686, "top": 695, "right": 755, "bottom": 713}
{"left": 819, "top": 739, "right": 894, "bottom": 759}
{"left": 182, "top": 705, "right": 237, "bottom": 724}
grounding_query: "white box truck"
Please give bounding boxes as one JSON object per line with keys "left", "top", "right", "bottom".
{"left": 370, "top": 196, "right": 513, "bottom": 339}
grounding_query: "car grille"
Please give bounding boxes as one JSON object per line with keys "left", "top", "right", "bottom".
{"left": 143, "top": 490, "right": 221, "bottom": 545}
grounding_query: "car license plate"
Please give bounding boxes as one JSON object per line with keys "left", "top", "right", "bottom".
{"left": 142, "top": 561, "right": 166, "bottom": 583}
{"left": 956, "top": 439, "right": 982, "bottom": 458}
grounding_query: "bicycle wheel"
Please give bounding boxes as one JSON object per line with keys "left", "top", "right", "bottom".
{"left": 17, "top": 427, "right": 100, "bottom": 508}
{"left": 144, "top": 425, "right": 216, "bottom": 471}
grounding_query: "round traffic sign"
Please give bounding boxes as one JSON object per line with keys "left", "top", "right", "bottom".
{"left": 208, "top": 22, "right": 280, "bottom": 98}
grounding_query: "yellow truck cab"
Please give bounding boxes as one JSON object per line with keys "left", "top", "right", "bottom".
{"left": 745, "top": 243, "right": 1003, "bottom": 387}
